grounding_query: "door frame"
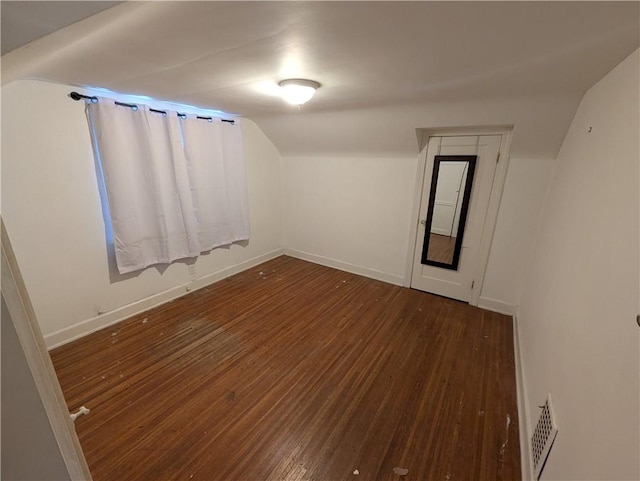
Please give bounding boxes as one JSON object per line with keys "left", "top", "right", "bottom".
{"left": 1, "top": 219, "right": 93, "bottom": 480}
{"left": 403, "top": 127, "right": 513, "bottom": 306}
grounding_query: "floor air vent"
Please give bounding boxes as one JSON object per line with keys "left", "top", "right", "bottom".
{"left": 532, "top": 393, "right": 558, "bottom": 480}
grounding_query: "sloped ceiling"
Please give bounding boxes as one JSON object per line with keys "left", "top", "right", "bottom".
{"left": 0, "top": 1, "right": 120, "bottom": 55}
{"left": 2, "top": 1, "right": 638, "bottom": 157}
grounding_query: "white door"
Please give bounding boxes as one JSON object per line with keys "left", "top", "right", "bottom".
{"left": 431, "top": 161, "right": 468, "bottom": 236}
{"left": 411, "top": 135, "right": 501, "bottom": 302}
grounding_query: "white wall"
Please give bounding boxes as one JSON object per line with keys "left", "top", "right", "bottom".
{"left": 283, "top": 155, "right": 417, "bottom": 285}
{"left": 283, "top": 150, "right": 555, "bottom": 311}
{"left": 1, "top": 80, "right": 283, "bottom": 347}
{"left": 517, "top": 50, "right": 639, "bottom": 480}
{"left": 480, "top": 156, "right": 556, "bottom": 312}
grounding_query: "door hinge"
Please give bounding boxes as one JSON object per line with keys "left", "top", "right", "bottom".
{"left": 471, "top": 280, "right": 475, "bottom": 289}
{"left": 496, "top": 151, "right": 501, "bottom": 163}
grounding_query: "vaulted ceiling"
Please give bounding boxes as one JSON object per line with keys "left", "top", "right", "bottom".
{"left": 2, "top": 1, "right": 639, "bottom": 157}
{"left": 1, "top": 1, "right": 120, "bottom": 55}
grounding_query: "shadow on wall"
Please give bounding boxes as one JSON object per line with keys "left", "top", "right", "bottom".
{"left": 105, "top": 238, "right": 250, "bottom": 284}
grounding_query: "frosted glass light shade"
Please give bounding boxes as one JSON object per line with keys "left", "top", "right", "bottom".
{"left": 278, "top": 79, "right": 320, "bottom": 106}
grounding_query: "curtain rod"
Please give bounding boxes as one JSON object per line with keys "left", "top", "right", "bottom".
{"left": 69, "top": 91, "right": 235, "bottom": 124}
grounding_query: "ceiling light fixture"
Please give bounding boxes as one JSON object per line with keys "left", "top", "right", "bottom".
{"left": 278, "top": 79, "right": 320, "bottom": 106}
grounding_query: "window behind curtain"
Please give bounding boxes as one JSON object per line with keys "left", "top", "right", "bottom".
{"left": 86, "top": 98, "right": 249, "bottom": 274}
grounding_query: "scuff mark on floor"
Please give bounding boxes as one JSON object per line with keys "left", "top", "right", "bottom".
{"left": 393, "top": 467, "right": 409, "bottom": 476}
{"left": 498, "top": 414, "right": 512, "bottom": 463}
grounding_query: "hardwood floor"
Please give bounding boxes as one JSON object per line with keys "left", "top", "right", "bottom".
{"left": 51, "top": 256, "right": 520, "bottom": 481}
{"left": 426, "top": 234, "right": 456, "bottom": 264}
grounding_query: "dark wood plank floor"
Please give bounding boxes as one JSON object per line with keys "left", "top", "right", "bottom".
{"left": 426, "top": 234, "right": 456, "bottom": 264}
{"left": 51, "top": 256, "right": 520, "bottom": 481}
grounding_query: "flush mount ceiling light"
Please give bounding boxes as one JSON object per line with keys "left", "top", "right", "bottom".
{"left": 278, "top": 79, "right": 320, "bottom": 106}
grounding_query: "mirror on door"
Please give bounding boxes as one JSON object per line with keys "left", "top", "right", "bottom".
{"left": 421, "top": 155, "right": 477, "bottom": 270}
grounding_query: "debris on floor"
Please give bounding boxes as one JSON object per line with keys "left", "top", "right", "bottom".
{"left": 393, "top": 467, "right": 409, "bottom": 476}
{"left": 353, "top": 469, "right": 359, "bottom": 475}
{"left": 499, "top": 414, "right": 512, "bottom": 458}
{"left": 70, "top": 405, "right": 90, "bottom": 422}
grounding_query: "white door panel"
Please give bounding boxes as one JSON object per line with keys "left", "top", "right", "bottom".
{"left": 430, "top": 161, "right": 466, "bottom": 236}
{"left": 431, "top": 201, "right": 455, "bottom": 236}
{"left": 411, "top": 135, "right": 501, "bottom": 302}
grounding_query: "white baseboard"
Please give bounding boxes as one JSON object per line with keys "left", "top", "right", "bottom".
{"left": 283, "top": 248, "right": 405, "bottom": 286}
{"left": 477, "top": 296, "right": 516, "bottom": 315}
{"left": 45, "top": 248, "right": 284, "bottom": 349}
{"left": 513, "top": 314, "right": 535, "bottom": 481}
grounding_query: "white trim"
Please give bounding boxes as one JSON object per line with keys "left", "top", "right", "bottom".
{"left": 470, "top": 132, "right": 512, "bottom": 305}
{"left": 45, "top": 248, "right": 284, "bottom": 349}
{"left": 416, "top": 126, "right": 514, "bottom": 150}
{"left": 1, "top": 220, "right": 93, "bottom": 480}
{"left": 403, "top": 145, "right": 429, "bottom": 287}
{"left": 284, "top": 248, "right": 404, "bottom": 286}
{"left": 477, "top": 296, "right": 516, "bottom": 315}
{"left": 513, "top": 314, "right": 535, "bottom": 481}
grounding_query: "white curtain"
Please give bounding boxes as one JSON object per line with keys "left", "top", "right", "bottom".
{"left": 87, "top": 99, "right": 249, "bottom": 274}
{"left": 180, "top": 117, "right": 250, "bottom": 249}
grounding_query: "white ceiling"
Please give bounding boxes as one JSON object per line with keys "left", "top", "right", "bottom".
{"left": 0, "top": 1, "right": 120, "bottom": 55}
{"left": 2, "top": 1, "right": 639, "bottom": 156}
